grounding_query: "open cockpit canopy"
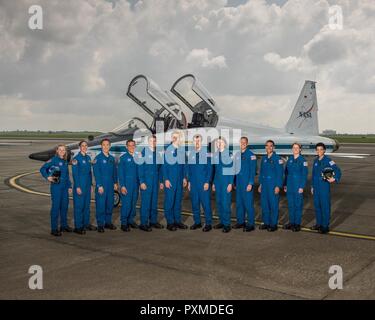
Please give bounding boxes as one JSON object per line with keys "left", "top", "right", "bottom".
{"left": 127, "top": 75, "right": 187, "bottom": 132}
{"left": 170, "top": 74, "right": 218, "bottom": 128}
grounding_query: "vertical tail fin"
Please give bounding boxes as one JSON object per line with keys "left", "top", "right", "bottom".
{"left": 285, "top": 80, "right": 319, "bottom": 135}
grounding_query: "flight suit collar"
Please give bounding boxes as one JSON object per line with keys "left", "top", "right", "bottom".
{"left": 101, "top": 151, "right": 111, "bottom": 159}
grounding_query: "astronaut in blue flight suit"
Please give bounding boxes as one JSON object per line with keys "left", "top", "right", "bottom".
{"left": 40, "top": 144, "right": 73, "bottom": 236}
{"left": 311, "top": 142, "right": 342, "bottom": 234}
{"left": 186, "top": 134, "right": 213, "bottom": 232}
{"left": 118, "top": 139, "right": 139, "bottom": 232}
{"left": 72, "top": 140, "right": 97, "bottom": 235}
{"left": 212, "top": 137, "right": 234, "bottom": 233}
{"left": 137, "top": 135, "right": 164, "bottom": 232}
{"left": 283, "top": 143, "right": 308, "bottom": 232}
{"left": 233, "top": 137, "right": 257, "bottom": 232}
{"left": 258, "top": 140, "right": 284, "bottom": 232}
{"left": 92, "top": 138, "right": 118, "bottom": 233}
{"left": 162, "top": 131, "right": 188, "bottom": 231}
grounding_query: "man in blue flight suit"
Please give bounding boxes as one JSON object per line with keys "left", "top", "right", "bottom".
{"left": 162, "top": 131, "right": 188, "bottom": 231}
{"left": 311, "top": 142, "right": 342, "bottom": 234}
{"left": 72, "top": 140, "right": 97, "bottom": 235}
{"left": 137, "top": 135, "right": 164, "bottom": 232}
{"left": 212, "top": 137, "right": 234, "bottom": 233}
{"left": 93, "top": 138, "right": 118, "bottom": 233}
{"left": 283, "top": 143, "right": 308, "bottom": 232}
{"left": 258, "top": 140, "right": 284, "bottom": 232}
{"left": 233, "top": 137, "right": 257, "bottom": 232}
{"left": 186, "top": 134, "right": 213, "bottom": 232}
{"left": 118, "top": 139, "right": 139, "bottom": 232}
{"left": 40, "top": 144, "right": 73, "bottom": 236}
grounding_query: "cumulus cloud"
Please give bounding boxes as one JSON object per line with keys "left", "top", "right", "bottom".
{"left": 264, "top": 52, "right": 307, "bottom": 72}
{"left": 0, "top": 0, "right": 374, "bottom": 133}
{"left": 186, "top": 48, "right": 227, "bottom": 69}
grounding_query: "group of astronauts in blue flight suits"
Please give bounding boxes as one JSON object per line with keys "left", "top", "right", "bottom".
{"left": 40, "top": 132, "right": 341, "bottom": 237}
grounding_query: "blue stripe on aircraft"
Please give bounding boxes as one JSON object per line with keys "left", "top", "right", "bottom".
{"left": 89, "top": 144, "right": 333, "bottom": 153}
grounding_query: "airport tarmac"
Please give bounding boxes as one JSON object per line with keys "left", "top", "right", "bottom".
{"left": 1, "top": 139, "right": 375, "bottom": 299}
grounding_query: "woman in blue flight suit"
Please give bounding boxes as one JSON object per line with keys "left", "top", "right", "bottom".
{"left": 72, "top": 140, "right": 96, "bottom": 235}
{"left": 283, "top": 143, "right": 308, "bottom": 232}
{"left": 311, "top": 142, "right": 342, "bottom": 234}
{"left": 40, "top": 144, "right": 72, "bottom": 236}
{"left": 212, "top": 137, "right": 234, "bottom": 233}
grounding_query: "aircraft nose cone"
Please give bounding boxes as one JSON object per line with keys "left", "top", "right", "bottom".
{"left": 29, "top": 149, "right": 56, "bottom": 162}
{"left": 29, "top": 149, "right": 73, "bottom": 162}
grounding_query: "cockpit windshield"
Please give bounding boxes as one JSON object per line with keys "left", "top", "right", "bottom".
{"left": 171, "top": 74, "right": 218, "bottom": 127}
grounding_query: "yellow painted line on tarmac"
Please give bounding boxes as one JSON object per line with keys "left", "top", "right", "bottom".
{"left": 7, "top": 171, "right": 375, "bottom": 242}
{"left": 8, "top": 171, "right": 51, "bottom": 197}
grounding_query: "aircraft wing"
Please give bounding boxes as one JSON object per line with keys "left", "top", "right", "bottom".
{"left": 328, "top": 153, "right": 371, "bottom": 159}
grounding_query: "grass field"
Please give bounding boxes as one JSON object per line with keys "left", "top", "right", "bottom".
{"left": 324, "top": 135, "right": 375, "bottom": 143}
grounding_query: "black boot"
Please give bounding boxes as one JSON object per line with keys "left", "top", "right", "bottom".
{"left": 74, "top": 228, "right": 86, "bottom": 235}
{"left": 202, "top": 225, "right": 212, "bottom": 232}
{"left": 167, "top": 224, "right": 177, "bottom": 231}
{"left": 60, "top": 226, "right": 73, "bottom": 232}
{"left": 97, "top": 226, "right": 105, "bottom": 233}
{"left": 310, "top": 224, "right": 321, "bottom": 231}
{"left": 244, "top": 225, "right": 255, "bottom": 232}
{"left": 121, "top": 224, "right": 130, "bottom": 232}
{"left": 190, "top": 223, "right": 202, "bottom": 230}
{"left": 175, "top": 222, "right": 188, "bottom": 230}
{"left": 283, "top": 223, "right": 293, "bottom": 230}
{"left": 267, "top": 225, "right": 278, "bottom": 232}
{"left": 150, "top": 222, "right": 164, "bottom": 229}
{"left": 128, "top": 222, "right": 139, "bottom": 229}
{"left": 139, "top": 224, "right": 152, "bottom": 232}
{"left": 259, "top": 224, "right": 269, "bottom": 230}
{"left": 85, "top": 224, "right": 97, "bottom": 231}
{"left": 319, "top": 227, "right": 330, "bottom": 234}
{"left": 292, "top": 225, "right": 301, "bottom": 232}
{"left": 213, "top": 223, "right": 224, "bottom": 229}
{"left": 51, "top": 230, "right": 62, "bottom": 237}
{"left": 104, "top": 223, "right": 117, "bottom": 230}
{"left": 232, "top": 223, "right": 245, "bottom": 229}
{"left": 222, "top": 225, "right": 231, "bottom": 233}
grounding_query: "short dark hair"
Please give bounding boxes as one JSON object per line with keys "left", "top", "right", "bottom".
{"left": 315, "top": 142, "right": 326, "bottom": 150}
{"left": 126, "top": 139, "right": 135, "bottom": 146}
{"left": 265, "top": 140, "right": 275, "bottom": 146}
{"left": 100, "top": 138, "right": 111, "bottom": 145}
{"left": 217, "top": 136, "right": 227, "bottom": 145}
{"left": 79, "top": 140, "right": 88, "bottom": 147}
{"left": 193, "top": 134, "right": 202, "bottom": 140}
{"left": 240, "top": 136, "right": 248, "bottom": 143}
